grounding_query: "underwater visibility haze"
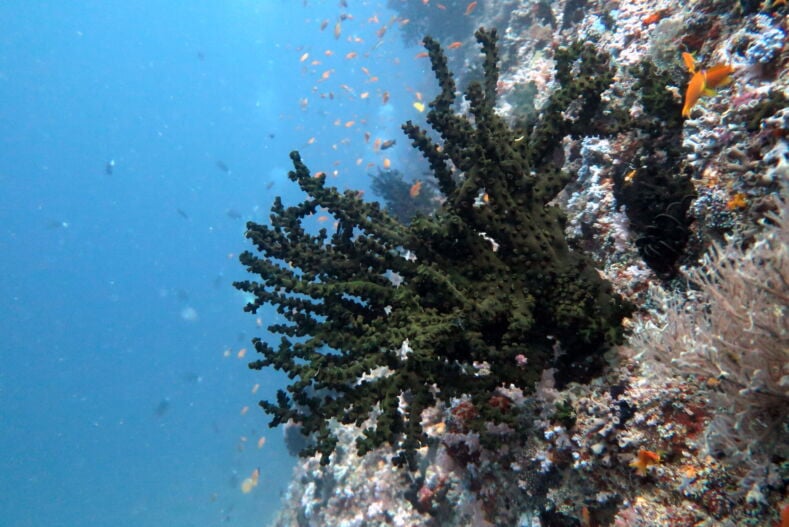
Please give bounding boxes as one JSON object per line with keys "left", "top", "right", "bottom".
{"left": 2, "top": 1, "right": 788, "bottom": 526}
{"left": 0, "top": 1, "right": 430, "bottom": 525}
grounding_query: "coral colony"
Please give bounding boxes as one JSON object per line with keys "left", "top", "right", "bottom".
{"left": 236, "top": 1, "right": 788, "bottom": 524}
{"left": 235, "top": 28, "right": 632, "bottom": 470}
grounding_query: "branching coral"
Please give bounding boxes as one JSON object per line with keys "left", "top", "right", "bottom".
{"left": 234, "top": 28, "right": 632, "bottom": 469}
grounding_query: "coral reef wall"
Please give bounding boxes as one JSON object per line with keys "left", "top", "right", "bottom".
{"left": 238, "top": 1, "right": 788, "bottom": 526}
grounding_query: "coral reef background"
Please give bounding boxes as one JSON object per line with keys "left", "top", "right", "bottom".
{"left": 239, "top": 1, "right": 788, "bottom": 525}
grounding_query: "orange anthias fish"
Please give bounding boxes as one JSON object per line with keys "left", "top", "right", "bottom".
{"left": 682, "top": 56, "right": 734, "bottom": 118}
{"left": 241, "top": 468, "right": 260, "bottom": 493}
{"left": 409, "top": 180, "right": 422, "bottom": 197}
{"left": 464, "top": 1, "right": 478, "bottom": 15}
{"left": 447, "top": 41, "right": 462, "bottom": 49}
{"left": 630, "top": 449, "right": 660, "bottom": 476}
{"left": 682, "top": 52, "right": 697, "bottom": 73}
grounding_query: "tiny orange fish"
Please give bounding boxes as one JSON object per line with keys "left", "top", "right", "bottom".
{"left": 317, "top": 215, "right": 329, "bottom": 222}
{"left": 299, "top": 52, "right": 309, "bottom": 62}
{"left": 237, "top": 348, "right": 247, "bottom": 359}
{"left": 345, "top": 51, "right": 357, "bottom": 59}
{"left": 377, "top": 26, "right": 387, "bottom": 39}
{"left": 409, "top": 180, "right": 422, "bottom": 197}
{"left": 415, "top": 51, "right": 429, "bottom": 59}
{"left": 324, "top": 49, "right": 334, "bottom": 56}
{"left": 383, "top": 158, "right": 391, "bottom": 169}
{"left": 334, "top": 21, "right": 342, "bottom": 39}
{"left": 361, "top": 66, "right": 371, "bottom": 76}
{"left": 307, "top": 137, "right": 316, "bottom": 145}
{"left": 630, "top": 449, "right": 660, "bottom": 476}
{"left": 705, "top": 64, "right": 735, "bottom": 89}
{"left": 368, "top": 76, "right": 379, "bottom": 82}
{"left": 447, "top": 41, "right": 462, "bottom": 49}
{"left": 360, "top": 91, "right": 369, "bottom": 99}
{"left": 682, "top": 52, "right": 697, "bottom": 73}
{"left": 313, "top": 171, "right": 326, "bottom": 178}
{"left": 642, "top": 9, "right": 669, "bottom": 25}
{"left": 373, "top": 138, "right": 381, "bottom": 151}
{"left": 320, "top": 69, "right": 332, "bottom": 81}
{"left": 464, "top": 1, "right": 477, "bottom": 15}
{"left": 344, "top": 120, "right": 355, "bottom": 127}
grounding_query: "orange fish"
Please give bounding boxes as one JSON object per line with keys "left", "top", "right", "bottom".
{"left": 368, "top": 76, "right": 379, "bottom": 83}
{"left": 317, "top": 215, "right": 329, "bottom": 222}
{"left": 682, "top": 70, "right": 707, "bottom": 117}
{"left": 409, "top": 180, "right": 422, "bottom": 197}
{"left": 361, "top": 66, "right": 371, "bottom": 76}
{"left": 307, "top": 137, "right": 316, "bottom": 145}
{"left": 373, "top": 138, "right": 382, "bottom": 151}
{"left": 682, "top": 52, "right": 697, "bottom": 73}
{"left": 415, "top": 51, "right": 429, "bottom": 59}
{"left": 320, "top": 69, "right": 333, "bottom": 81}
{"left": 251, "top": 383, "right": 260, "bottom": 394}
{"left": 682, "top": 62, "right": 734, "bottom": 118}
{"left": 334, "top": 21, "right": 342, "bottom": 39}
{"left": 383, "top": 158, "right": 391, "bottom": 169}
{"left": 464, "top": 1, "right": 477, "bottom": 15}
{"left": 257, "top": 436, "right": 267, "bottom": 449}
{"left": 324, "top": 49, "right": 334, "bottom": 56}
{"left": 642, "top": 9, "right": 669, "bottom": 25}
{"left": 299, "top": 52, "right": 309, "bottom": 62}
{"left": 345, "top": 51, "right": 357, "bottom": 59}
{"left": 345, "top": 120, "right": 355, "bottom": 127}
{"left": 314, "top": 171, "right": 326, "bottom": 178}
{"left": 705, "top": 64, "right": 735, "bottom": 89}
{"left": 360, "top": 91, "right": 369, "bottom": 99}
{"left": 237, "top": 348, "right": 247, "bottom": 359}
{"left": 630, "top": 449, "right": 660, "bottom": 476}
{"left": 447, "top": 41, "right": 462, "bottom": 49}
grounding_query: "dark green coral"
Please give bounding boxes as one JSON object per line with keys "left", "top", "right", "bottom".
{"left": 234, "top": 28, "right": 632, "bottom": 469}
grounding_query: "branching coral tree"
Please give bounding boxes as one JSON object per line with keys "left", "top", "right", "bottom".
{"left": 234, "top": 28, "right": 632, "bottom": 469}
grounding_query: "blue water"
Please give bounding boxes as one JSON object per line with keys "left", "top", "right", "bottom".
{"left": 0, "top": 1, "right": 433, "bottom": 525}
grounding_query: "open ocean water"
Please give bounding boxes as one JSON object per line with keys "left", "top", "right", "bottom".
{"left": 0, "top": 1, "right": 430, "bottom": 525}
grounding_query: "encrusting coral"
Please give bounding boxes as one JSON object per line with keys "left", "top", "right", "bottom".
{"left": 234, "top": 28, "right": 633, "bottom": 470}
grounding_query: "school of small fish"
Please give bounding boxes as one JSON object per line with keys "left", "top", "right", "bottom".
{"left": 289, "top": 0, "right": 480, "bottom": 226}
